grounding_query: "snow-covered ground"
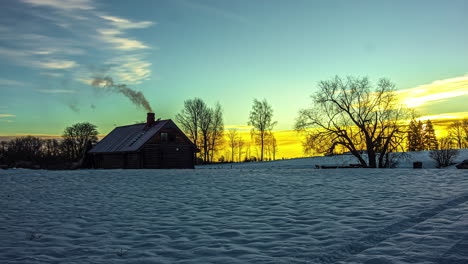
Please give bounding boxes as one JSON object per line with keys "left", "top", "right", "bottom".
{"left": 200, "top": 149, "right": 468, "bottom": 170}
{"left": 1, "top": 152, "right": 468, "bottom": 263}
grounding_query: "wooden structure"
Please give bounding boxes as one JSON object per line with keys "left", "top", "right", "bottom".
{"left": 89, "top": 113, "right": 198, "bottom": 169}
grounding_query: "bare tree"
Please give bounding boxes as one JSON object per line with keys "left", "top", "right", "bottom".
{"left": 296, "top": 76, "right": 408, "bottom": 168}
{"left": 176, "top": 98, "right": 224, "bottom": 163}
{"left": 208, "top": 103, "right": 224, "bottom": 163}
{"left": 429, "top": 137, "right": 459, "bottom": 168}
{"left": 6, "top": 136, "right": 43, "bottom": 165}
{"left": 63, "top": 122, "right": 99, "bottom": 161}
{"left": 244, "top": 141, "right": 252, "bottom": 161}
{"left": 270, "top": 133, "right": 278, "bottom": 160}
{"left": 176, "top": 98, "right": 206, "bottom": 150}
{"left": 199, "top": 106, "right": 213, "bottom": 162}
{"left": 448, "top": 120, "right": 468, "bottom": 149}
{"left": 237, "top": 136, "right": 245, "bottom": 162}
{"left": 248, "top": 99, "right": 277, "bottom": 161}
{"left": 263, "top": 132, "right": 278, "bottom": 161}
{"left": 227, "top": 129, "right": 239, "bottom": 162}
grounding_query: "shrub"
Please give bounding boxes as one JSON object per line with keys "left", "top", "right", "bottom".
{"left": 429, "top": 139, "right": 459, "bottom": 168}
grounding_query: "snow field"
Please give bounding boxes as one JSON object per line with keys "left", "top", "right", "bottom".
{"left": 1, "top": 166, "right": 468, "bottom": 263}
{"left": 200, "top": 149, "right": 468, "bottom": 170}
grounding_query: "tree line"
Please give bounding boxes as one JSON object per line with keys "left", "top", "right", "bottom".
{"left": 0, "top": 123, "right": 98, "bottom": 169}
{"left": 175, "top": 98, "right": 278, "bottom": 164}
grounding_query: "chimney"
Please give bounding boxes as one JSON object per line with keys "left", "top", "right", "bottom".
{"left": 146, "top": 112, "right": 155, "bottom": 128}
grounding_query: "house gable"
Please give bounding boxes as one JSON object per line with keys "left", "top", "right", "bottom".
{"left": 89, "top": 115, "right": 197, "bottom": 169}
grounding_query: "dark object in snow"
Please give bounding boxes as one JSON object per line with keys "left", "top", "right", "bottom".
{"left": 89, "top": 113, "right": 199, "bottom": 169}
{"left": 456, "top": 160, "right": 468, "bottom": 169}
{"left": 413, "top": 161, "right": 423, "bottom": 169}
{"left": 315, "top": 163, "right": 363, "bottom": 169}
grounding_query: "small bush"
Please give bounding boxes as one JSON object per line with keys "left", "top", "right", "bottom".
{"left": 429, "top": 148, "right": 459, "bottom": 168}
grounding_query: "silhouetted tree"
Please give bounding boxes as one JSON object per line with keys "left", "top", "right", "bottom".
{"left": 270, "top": 133, "right": 278, "bottom": 160}
{"left": 296, "top": 76, "right": 408, "bottom": 168}
{"left": 6, "top": 136, "right": 43, "bottom": 166}
{"left": 407, "top": 119, "right": 424, "bottom": 151}
{"left": 199, "top": 104, "right": 214, "bottom": 162}
{"left": 423, "top": 120, "right": 438, "bottom": 150}
{"left": 407, "top": 119, "right": 438, "bottom": 151}
{"left": 429, "top": 137, "right": 459, "bottom": 168}
{"left": 227, "top": 129, "right": 239, "bottom": 162}
{"left": 264, "top": 132, "right": 278, "bottom": 161}
{"left": 448, "top": 119, "right": 468, "bottom": 149}
{"left": 248, "top": 99, "right": 277, "bottom": 161}
{"left": 237, "top": 136, "right": 245, "bottom": 162}
{"left": 176, "top": 98, "right": 224, "bottom": 163}
{"left": 176, "top": 98, "right": 205, "bottom": 150}
{"left": 62, "top": 122, "right": 99, "bottom": 161}
{"left": 208, "top": 103, "right": 224, "bottom": 163}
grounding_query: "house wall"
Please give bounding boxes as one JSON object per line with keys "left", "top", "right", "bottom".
{"left": 142, "top": 128, "right": 195, "bottom": 169}
{"left": 92, "top": 122, "right": 196, "bottom": 169}
{"left": 96, "top": 153, "right": 125, "bottom": 169}
{"left": 93, "top": 153, "right": 141, "bottom": 169}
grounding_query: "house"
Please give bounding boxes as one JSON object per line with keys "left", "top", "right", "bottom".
{"left": 89, "top": 113, "right": 198, "bottom": 169}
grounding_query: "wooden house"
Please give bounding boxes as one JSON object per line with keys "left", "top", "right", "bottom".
{"left": 89, "top": 113, "right": 198, "bottom": 169}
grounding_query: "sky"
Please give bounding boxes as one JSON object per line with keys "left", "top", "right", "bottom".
{"left": 1, "top": 0, "right": 467, "bottom": 157}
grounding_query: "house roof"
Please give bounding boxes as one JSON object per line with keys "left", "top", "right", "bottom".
{"left": 89, "top": 120, "right": 170, "bottom": 154}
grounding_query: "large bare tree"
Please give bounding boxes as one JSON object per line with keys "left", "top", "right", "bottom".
{"left": 208, "top": 103, "right": 224, "bottom": 163}
{"left": 175, "top": 98, "right": 206, "bottom": 149}
{"left": 176, "top": 98, "right": 224, "bottom": 163}
{"left": 296, "top": 76, "right": 408, "bottom": 168}
{"left": 248, "top": 99, "right": 277, "bottom": 161}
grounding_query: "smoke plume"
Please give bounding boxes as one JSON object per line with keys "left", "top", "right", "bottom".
{"left": 91, "top": 76, "right": 153, "bottom": 112}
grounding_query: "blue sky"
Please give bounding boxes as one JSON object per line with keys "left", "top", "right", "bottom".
{"left": 1, "top": 0, "right": 467, "bottom": 136}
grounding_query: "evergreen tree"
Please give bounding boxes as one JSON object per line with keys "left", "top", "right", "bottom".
{"left": 423, "top": 120, "right": 438, "bottom": 150}
{"left": 407, "top": 120, "right": 424, "bottom": 151}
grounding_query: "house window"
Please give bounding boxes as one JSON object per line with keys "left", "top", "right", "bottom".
{"left": 161, "top": 132, "right": 168, "bottom": 142}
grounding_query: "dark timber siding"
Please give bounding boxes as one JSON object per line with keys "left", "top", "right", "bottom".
{"left": 100, "top": 154, "right": 125, "bottom": 169}
{"left": 92, "top": 125, "right": 195, "bottom": 169}
{"left": 142, "top": 128, "right": 195, "bottom": 169}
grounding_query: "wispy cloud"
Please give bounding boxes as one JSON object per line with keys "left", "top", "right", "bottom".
{"left": 35, "top": 89, "right": 77, "bottom": 94}
{"left": 3, "top": 0, "right": 155, "bottom": 85}
{"left": 107, "top": 54, "right": 152, "bottom": 83}
{"left": 0, "top": 79, "right": 24, "bottom": 86}
{"left": 96, "top": 29, "right": 150, "bottom": 50}
{"left": 99, "top": 15, "right": 154, "bottom": 29}
{"left": 38, "top": 59, "right": 78, "bottom": 69}
{"left": 0, "top": 113, "right": 15, "bottom": 123}
{"left": 417, "top": 112, "right": 468, "bottom": 122}
{"left": 397, "top": 75, "right": 468, "bottom": 108}
{"left": 20, "top": 0, "right": 95, "bottom": 10}
{"left": 0, "top": 41, "right": 79, "bottom": 70}
{"left": 40, "top": 72, "right": 65, "bottom": 78}
{"left": 0, "top": 114, "right": 16, "bottom": 118}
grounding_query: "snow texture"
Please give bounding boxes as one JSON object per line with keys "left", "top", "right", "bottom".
{"left": 202, "top": 149, "right": 468, "bottom": 170}
{"left": 1, "top": 151, "right": 468, "bottom": 263}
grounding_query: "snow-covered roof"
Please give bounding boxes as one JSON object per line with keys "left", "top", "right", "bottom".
{"left": 89, "top": 120, "right": 170, "bottom": 153}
